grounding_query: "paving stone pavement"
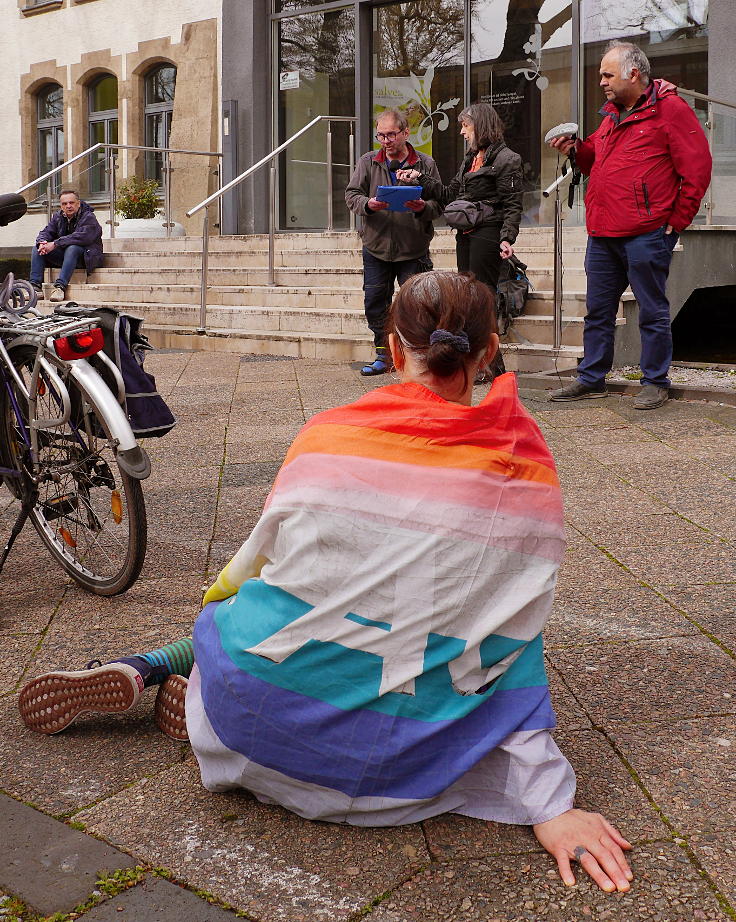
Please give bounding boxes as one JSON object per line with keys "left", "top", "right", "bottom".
{"left": 0, "top": 351, "right": 734, "bottom": 922}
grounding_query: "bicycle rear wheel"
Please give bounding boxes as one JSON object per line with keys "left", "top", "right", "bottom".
{"left": 1, "top": 344, "right": 147, "bottom": 594}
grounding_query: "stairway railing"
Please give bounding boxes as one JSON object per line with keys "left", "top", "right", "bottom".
{"left": 17, "top": 143, "right": 223, "bottom": 240}
{"left": 186, "top": 115, "right": 357, "bottom": 333}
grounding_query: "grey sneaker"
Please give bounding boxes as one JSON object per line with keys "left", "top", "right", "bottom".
{"left": 634, "top": 384, "right": 668, "bottom": 410}
{"left": 49, "top": 286, "right": 66, "bottom": 303}
{"left": 548, "top": 380, "right": 608, "bottom": 401}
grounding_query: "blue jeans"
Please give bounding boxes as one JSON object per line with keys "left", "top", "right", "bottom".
{"left": 362, "top": 248, "right": 429, "bottom": 348}
{"left": 30, "top": 244, "right": 85, "bottom": 290}
{"left": 578, "top": 227, "right": 678, "bottom": 390}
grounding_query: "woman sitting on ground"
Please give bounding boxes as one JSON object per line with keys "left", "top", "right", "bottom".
{"left": 19, "top": 271, "right": 633, "bottom": 894}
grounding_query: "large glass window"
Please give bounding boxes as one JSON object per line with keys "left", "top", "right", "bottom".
{"left": 144, "top": 64, "right": 177, "bottom": 184}
{"left": 372, "top": 0, "right": 465, "bottom": 190}
{"left": 88, "top": 74, "right": 118, "bottom": 197}
{"left": 581, "top": 0, "right": 709, "bottom": 219}
{"left": 276, "top": 6, "right": 355, "bottom": 229}
{"left": 470, "top": 0, "right": 574, "bottom": 225}
{"left": 37, "top": 83, "right": 64, "bottom": 198}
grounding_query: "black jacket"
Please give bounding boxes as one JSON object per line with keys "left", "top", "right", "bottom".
{"left": 418, "top": 142, "right": 523, "bottom": 245}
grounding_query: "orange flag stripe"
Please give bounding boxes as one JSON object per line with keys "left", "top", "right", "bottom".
{"left": 283, "top": 424, "right": 559, "bottom": 486}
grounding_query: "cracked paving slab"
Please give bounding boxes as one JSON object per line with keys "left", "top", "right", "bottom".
{"left": 77, "top": 760, "right": 430, "bottom": 922}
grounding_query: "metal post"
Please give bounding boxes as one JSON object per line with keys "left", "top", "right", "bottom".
{"left": 268, "top": 166, "right": 276, "bottom": 286}
{"left": 45, "top": 193, "right": 53, "bottom": 287}
{"left": 706, "top": 100, "right": 714, "bottom": 225}
{"left": 553, "top": 197, "right": 563, "bottom": 352}
{"left": 348, "top": 125, "right": 356, "bottom": 232}
{"left": 197, "top": 205, "right": 210, "bottom": 334}
{"left": 326, "top": 122, "right": 334, "bottom": 232}
{"left": 108, "top": 152, "right": 117, "bottom": 240}
{"left": 216, "top": 163, "right": 223, "bottom": 232}
{"left": 163, "top": 150, "right": 172, "bottom": 238}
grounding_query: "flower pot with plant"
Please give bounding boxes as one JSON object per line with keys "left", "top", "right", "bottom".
{"left": 112, "top": 176, "right": 184, "bottom": 238}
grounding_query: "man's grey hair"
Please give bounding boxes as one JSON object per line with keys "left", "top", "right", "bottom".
{"left": 605, "top": 40, "right": 651, "bottom": 85}
{"left": 58, "top": 189, "right": 80, "bottom": 201}
{"left": 376, "top": 108, "right": 409, "bottom": 132}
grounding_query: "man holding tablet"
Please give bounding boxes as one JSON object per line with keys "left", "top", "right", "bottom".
{"left": 346, "top": 109, "right": 442, "bottom": 375}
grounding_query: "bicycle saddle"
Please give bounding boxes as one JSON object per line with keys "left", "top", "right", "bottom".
{"left": 0, "top": 193, "right": 28, "bottom": 226}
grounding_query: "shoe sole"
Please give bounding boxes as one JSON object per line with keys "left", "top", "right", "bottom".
{"left": 18, "top": 664, "right": 143, "bottom": 735}
{"left": 154, "top": 675, "right": 189, "bottom": 740}
{"left": 548, "top": 391, "right": 608, "bottom": 402}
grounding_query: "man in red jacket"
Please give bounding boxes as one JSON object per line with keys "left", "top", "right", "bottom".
{"left": 548, "top": 41, "right": 711, "bottom": 409}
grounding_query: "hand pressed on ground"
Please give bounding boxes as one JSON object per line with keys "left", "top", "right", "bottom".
{"left": 533, "top": 808, "right": 633, "bottom": 893}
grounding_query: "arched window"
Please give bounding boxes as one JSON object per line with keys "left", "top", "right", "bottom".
{"left": 88, "top": 74, "right": 118, "bottom": 196}
{"left": 144, "top": 65, "right": 176, "bottom": 184}
{"left": 37, "top": 84, "right": 64, "bottom": 198}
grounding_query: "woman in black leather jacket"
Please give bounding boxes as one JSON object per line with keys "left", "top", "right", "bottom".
{"left": 398, "top": 103, "right": 524, "bottom": 379}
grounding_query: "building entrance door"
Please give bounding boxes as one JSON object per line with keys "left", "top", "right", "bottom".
{"left": 372, "top": 1, "right": 465, "bottom": 194}
{"left": 470, "top": 0, "right": 575, "bottom": 225}
{"left": 276, "top": 5, "right": 355, "bottom": 230}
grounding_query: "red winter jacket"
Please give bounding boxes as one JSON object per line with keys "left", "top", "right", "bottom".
{"left": 576, "top": 79, "right": 712, "bottom": 237}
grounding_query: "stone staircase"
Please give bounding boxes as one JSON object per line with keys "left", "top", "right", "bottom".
{"left": 55, "top": 226, "right": 629, "bottom": 372}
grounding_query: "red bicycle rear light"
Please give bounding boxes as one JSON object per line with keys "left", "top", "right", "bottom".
{"left": 53, "top": 327, "right": 104, "bottom": 361}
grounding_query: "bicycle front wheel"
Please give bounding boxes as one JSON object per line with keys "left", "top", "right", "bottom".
{"left": 1, "top": 344, "right": 147, "bottom": 595}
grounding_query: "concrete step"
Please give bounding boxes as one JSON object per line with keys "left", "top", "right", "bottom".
{"left": 102, "top": 226, "right": 590, "bottom": 254}
{"left": 140, "top": 322, "right": 583, "bottom": 371}
{"left": 99, "top": 243, "right": 589, "bottom": 271}
{"left": 511, "top": 314, "right": 625, "bottom": 347}
{"left": 65, "top": 295, "right": 593, "bottom": 345}
{"left": 81, "top": 265, "right": 589, "bottom": 289}
{"left": 64, "top": 281, "right": 603, "bottom": 315}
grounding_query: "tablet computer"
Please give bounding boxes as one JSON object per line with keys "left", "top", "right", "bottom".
{"left": 375, "top": 185, "right": 422, "bottom": 212}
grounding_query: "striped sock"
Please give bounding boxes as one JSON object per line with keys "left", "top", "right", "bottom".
{"left": 116, "top": 637, "right": 194, "bottom": 688}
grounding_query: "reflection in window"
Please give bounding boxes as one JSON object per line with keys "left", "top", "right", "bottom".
{"left": 470, "top": 0, "right": 574, "bottom": 224}
{"left": 372, "top": 1, "right": 464, "bottom": 184}
{"left": 277, "top": 8, "right": 355, "bottom": 228}
{"left": 37, "top": 83, "right": 64, "bottom": 198}
{"left": 581, "top": 0, "right": 708, "bottom": 134}
{"left": 144, "top": 65, "right": 177, "bottom": 184}
{"left": 88, "top": 74, "right": 118, "bottom": 196}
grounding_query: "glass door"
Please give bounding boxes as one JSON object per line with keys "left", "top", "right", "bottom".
{"left": 372, "top": 0, "right": 465, "bottom": 188}
{"left": 276, "top": 5, "right": 355, "bottom": 229}
{"left": 470, "top": 0, "right": 575, "bottom": 225}
{"left": 581, "top": 0, "right": 709, "bottom": 220}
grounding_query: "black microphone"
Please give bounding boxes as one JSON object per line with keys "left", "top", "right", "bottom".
{"left": 388, "top": 159, "right": 402, "bottom": 172}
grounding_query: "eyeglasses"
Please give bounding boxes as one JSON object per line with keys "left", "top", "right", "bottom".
{"left": 375, "top": 131, "right": 403, "bottom": 142}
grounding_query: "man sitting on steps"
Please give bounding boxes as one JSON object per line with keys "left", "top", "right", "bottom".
{"left": 30, "top": 189, "right": 104, "bottom": 303}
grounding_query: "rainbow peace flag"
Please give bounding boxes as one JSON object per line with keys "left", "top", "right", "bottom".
{"left": 187, "top": 375, "right": 566, "bottom": 823}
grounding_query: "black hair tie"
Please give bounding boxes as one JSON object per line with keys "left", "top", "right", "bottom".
{"left": 429, "top": 329, "right": 470, "bottom": 353}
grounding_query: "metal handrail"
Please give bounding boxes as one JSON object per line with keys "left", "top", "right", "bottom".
{"left": 186, "top": 115, "right": 357, "bottom": 333}
{"left": 18, "top": 142, "right": 223, "bottom": 240}
{"left": 679, "top": 88, "right": 736, "bottom": 227}
{"left": 678, "top": 88, "right": 736, "bottom": 111}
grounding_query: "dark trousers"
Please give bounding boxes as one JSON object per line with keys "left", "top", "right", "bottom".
{"left": 456, "top": 224, "right": 505, "bottom": 376}
{"left": 30, "top": 244, "right": 85, "bottom": 289}
{"left": 362, "top": 248, "right": 428, "bottom": 349}
{"left": 579, "top": 228, "right": 678, "bottom": 389}
{"left": 455, "top": 224, "right": 502, "bottom": 290}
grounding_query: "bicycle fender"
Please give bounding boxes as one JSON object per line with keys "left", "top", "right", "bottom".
{"left": 68, "top": 359, "right": 151, "bottom": 480}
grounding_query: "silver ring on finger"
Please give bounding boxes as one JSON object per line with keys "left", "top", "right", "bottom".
{"left": 573, "top": 846, "right": 588, "bottom": 861}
